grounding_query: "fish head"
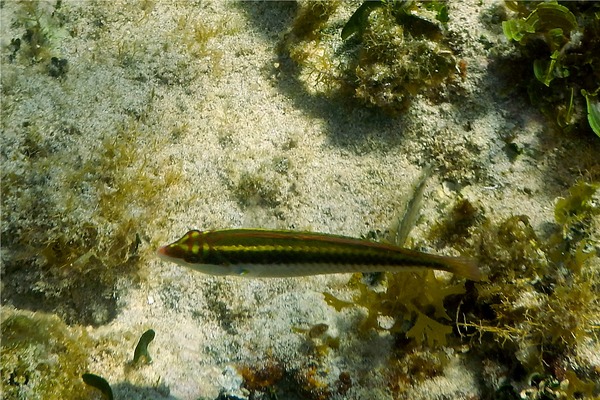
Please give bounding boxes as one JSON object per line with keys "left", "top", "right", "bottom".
{"left": 157, "top": 230, "right": 236, "bottom": 275}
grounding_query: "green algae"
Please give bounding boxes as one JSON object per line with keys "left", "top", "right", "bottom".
{"left": 0, "top": 309, "right": 93, "bottom": 400}
{"left": 11, "top": 0, "right": 69, "bottom": 65}
{"left": 132, "top": 329, "right": 156, "bottom": 365}
{"left": 322, "top": 180, "right": 599, "bottom": 397}
{"left": 583, "top": 90, "right": 600, "bottom": 137}
{"left": 1, "top": 121, "right": 180, "bottom": 325}
{"left": 501, "top": 1, "right": 600, "bottom": 135}
{"left": 323, "top": 169, "right": 471, "bottom": 350}
{"left": 341, "top": 1, "right": 384, "bottom": 40}
{"left": 2, "top": 0, "right": 188, "bottom": 325}
{"left": 82, "top": 374, "right": 114, "bottom": 400}
{"left": 458, "top": 181, "right": 600, "bottom": 396}
{"left": 280, "top": 0, "right": 457, "bottom": 113}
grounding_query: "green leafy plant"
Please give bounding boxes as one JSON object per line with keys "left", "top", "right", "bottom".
{"left": 502, "top": 1, "right": 600, "bottom": 135}
{"left": 583, "top": 89, "right": 600, "bottom": 137}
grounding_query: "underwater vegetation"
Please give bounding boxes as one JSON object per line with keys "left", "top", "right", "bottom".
{"left": 236, "top": 358, "right": 340, "bottom": 400}
{"left": 501, "top": 1, "right": 600, "bottom": 137}
{"left": 312, "top": 168, "right": 475, "bottom": 396}
{"left": 82, "top": 374, "right": 114, "bottom": 400}
{"left": 280, "top": 0, "right": 457, "bottom": 113}
{"left": 317, "top": 180, "right": 599, "bottom": 398}
{"left": 7, "top": 0, "right": 69, "bottom": 66}
{"left": 459, "top": 181, "right": 599, "bottom": 398}
{"left": 323, "top": 167, "right": 467, "bottom": 347}
{"left": 0, "top": 308, "right": 92, "bottom": 400}
{"left": 320, "top": 250, "right": 474, "bottom": 396}
{"left": 1, "top": 120, "right": 179, "bottom": 325}
{"left": 1, "top": 0, "right": 183, "bottom": 326}
{"left": 323, "top": 269, "right": 466, "bottom": 347}
{"left": 1, "top": 308, "right": 160, "bottom": 400}
{"left": 132, "top": 329, "right": 156, "bottom": 365}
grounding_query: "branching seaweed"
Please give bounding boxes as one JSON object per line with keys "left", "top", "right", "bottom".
{"left": 323, "top": 168, "right": 469, "bottom": 348}
{"left": 457, "top": 181, "right": 600, "bottom": 396}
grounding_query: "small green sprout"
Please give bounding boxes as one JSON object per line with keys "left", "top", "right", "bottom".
{"left": 583, "top": 90, "right": 600, "bottom": 137}
{"left": 82, "top": 373, "right": 114, "bottom": 400}
{"left": 341, "top": 0, "right": 384, "bottom": 40}
{"left": 133, "top": 329, "right": 156, "bottom": 365}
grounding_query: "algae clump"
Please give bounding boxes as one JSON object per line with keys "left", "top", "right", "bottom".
{"left": 323, "top": 168, "right": 470, "bottom": 348}
{"left": 280, "top": 0, "right": 457, "bottom": 113}
{"left": 1, "top": 308, "right": 93, "bottom": 400}
{"left": 457, "top": 181, "right": 600, "bottom": 396}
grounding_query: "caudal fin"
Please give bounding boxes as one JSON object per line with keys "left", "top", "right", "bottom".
{"left": 444, "top": 256, "right": 482, "bottom": 281}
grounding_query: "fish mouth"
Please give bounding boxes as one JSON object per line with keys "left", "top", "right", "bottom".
{"left": 156, "top": 245, "right": 170, "bottom": 261}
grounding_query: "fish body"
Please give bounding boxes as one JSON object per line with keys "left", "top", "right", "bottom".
{"left": 157, "top": 229, "right": 481, "bottom": 281}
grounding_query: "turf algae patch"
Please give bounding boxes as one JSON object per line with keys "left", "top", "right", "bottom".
{"left": 2, "top": 0, "right": 185, "bottom": 327}
{"left": 1, "top": 124, "right": 179, "bottom": 326}
{"left": 453, "top": 181, "right": 600, "bottom": 397}
{"left": 0, "top": 308, "right": 93, "bottom": 400}
{"left": 280, "top": 0, "right": 457, "bottom": 113}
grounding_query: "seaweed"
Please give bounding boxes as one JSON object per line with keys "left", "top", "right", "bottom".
{"left": 238, "top": 361, "right": 284, "bottom": 394}
{"left": 82, "top": 374, "right": 114, "bottom": 400}
{"left": 237, "top": 359, "right": 333, "bottom": 400}
{"left": 10, "top": 0, "right": 69, "bottom": 64}
{"left": 341, "top": 0, "right": 384, "bottom": 40}
{"left": 230, "top": 158, "right": 297, "bottom": 215}
{"left": 325, "top": 269, "right": 466, "bottom": 347}
{"left": 280, "top": 0, "right": 457, "bottom": 113}
{"left": 501, "top": 1, "right": 600, "bottom": 135}
{"left": 323, "top": 168, "right": 469, "bottom": 348}
{"left": 428, "top": 198, "right": 482, "bottom": 249}
{"left": 293, "top": 323, "right": 340, "bottom": 358}
{"left": 583, "top": 89, "right": 600, "bottom": 137}
{"left": 1, "top": 120, "right": 181, "bottom": 325}
{"left": 0, "top": 309, "right": 92, "bottom": 400}
{"left": 458, "top": 181, "right": 600, "bottom": 396}
{"left": 132, "top": 329, "right": 156, "bottom": 365}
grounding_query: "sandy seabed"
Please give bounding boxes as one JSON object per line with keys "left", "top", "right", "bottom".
{"left": 1, "top": 1, "right": 599, "bottom": 399}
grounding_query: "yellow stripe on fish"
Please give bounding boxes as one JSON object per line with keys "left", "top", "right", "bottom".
{"left": 157, "top": 229, "right": 481, "bottom": 281}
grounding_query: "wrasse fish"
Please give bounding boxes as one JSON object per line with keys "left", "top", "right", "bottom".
{"left": 157, "top": 229, "right": 481, "bottom": 281}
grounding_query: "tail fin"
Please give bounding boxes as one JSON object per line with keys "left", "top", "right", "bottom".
{"left": 443, "top": 256, "right": 482, "bottom": 281}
